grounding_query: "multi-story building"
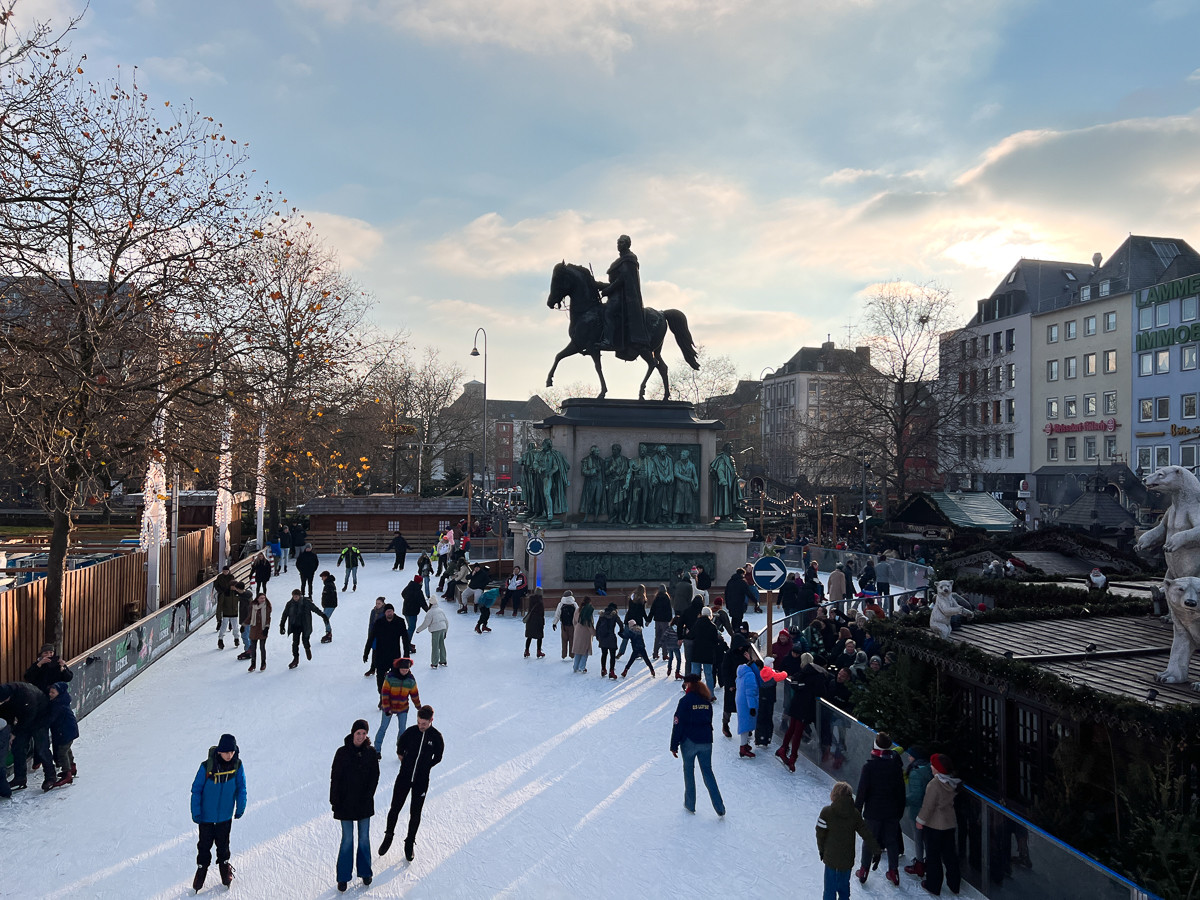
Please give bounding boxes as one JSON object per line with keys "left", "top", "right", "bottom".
{"left": 1125, "top": 239, "right": 1200, "bottom": 477}
{"left": 761, "top": 342, "right": 875, "bottom": 486}
{"left": 704, "top": 379, "right": 761, "bottom": 473}
{"left": 435, "top": 381, "right": 553, "bottom": 490}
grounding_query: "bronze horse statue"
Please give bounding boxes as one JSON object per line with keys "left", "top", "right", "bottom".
{"left": 545, "top": 261, "right": 699, "bottom": 400}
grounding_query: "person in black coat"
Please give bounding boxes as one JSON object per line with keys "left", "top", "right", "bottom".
{"left": 723, "top": 571, "right": 748, "bottom": 629}
{"left": 279, "top": 528, "right": 293, "bottom": 571}
{"left": 387, "top": 532, "right": 410, "bottom": 571}
{"left": 778, "top": 574, "right": 801, "bottom": 618}
{"left": 250, "top": 554, "right": 273, "bottom": 596}
{"left": 330, "top": 719, "right": 380, "bottom": 891}
{"left": 855, "top": 732, "right": 906, "bottom": 883}
{"left": 280, "top": 590, "right": 331, "bottom": 669}
{"left": 364, "top": 606, "right": 413, "bottom": 693}
{"left": 687, "top": 608, "right": 720, "bottom": 691}
{"left": 296, "top": 544, "right": 320, "bottom": 598}
{"left": 379, "top": 705, "right": 444, "bottom": 862}
{"left": 24, "top": 644, "right": 73, "bottom": 693}
{"left": 400, "top": 575, "right": 429, "bottom": 643}
{"left": 649, "top": 586, "right": 673, "bottom": 659}
{"left": 0, "top": 681, "right": 56, "bottom": 791}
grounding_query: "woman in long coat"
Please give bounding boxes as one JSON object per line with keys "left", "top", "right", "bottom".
{"left": 523, "top": 588, "right": 546, "bottom": 658}
{"left": 571, "top": 599, "right": 596, "bottom": 673}
{"left": 734, "top": 648, "right": 760, "bottom": 759}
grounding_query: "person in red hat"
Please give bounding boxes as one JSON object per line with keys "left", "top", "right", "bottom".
{"left": 916, "top": 753, "right": 962, "bottom": 895}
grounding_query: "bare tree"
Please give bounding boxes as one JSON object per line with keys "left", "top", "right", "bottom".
{"left": 645, "top": 347, "right": 737, "bottom": 413}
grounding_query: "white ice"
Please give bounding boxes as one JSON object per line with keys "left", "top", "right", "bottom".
{"left": 2, "top": 555, "right": 981, "bottom": 899}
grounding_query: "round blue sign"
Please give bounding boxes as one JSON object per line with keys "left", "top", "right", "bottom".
{"left": 752, "top": 555, "right": 788, "bottom": 591}
{"left": 527, "top": 538, "right": 545, "bottom": 556}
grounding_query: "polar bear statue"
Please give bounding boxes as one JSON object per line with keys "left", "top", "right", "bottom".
{"left": 1136, "top": 465, "right": 1200, "bottom": 579}
{"left": 929, "top": 580, "right": 974, "bottom": 639}
{"left": 1156, "top": 577, "right": 1200, "bottom": 691}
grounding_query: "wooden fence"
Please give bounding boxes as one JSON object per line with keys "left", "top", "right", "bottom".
{"left": 0, "top": 526, "right": 214, "bottom": 684}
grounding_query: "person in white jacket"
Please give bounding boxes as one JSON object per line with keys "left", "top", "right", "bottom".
{"left": 415, "top": 598, "right": 449, "bottom": 668}
{"left": 551, "top": 590, "right": 578, "bottom": 660}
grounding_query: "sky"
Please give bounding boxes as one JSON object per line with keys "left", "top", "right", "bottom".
{"left": 15, "top": 0, "right": 1200, "bottom": 401}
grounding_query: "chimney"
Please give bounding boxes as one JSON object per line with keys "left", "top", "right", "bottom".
{"left": 855, "top": 346, "right": 871, "bottom": 365}
{"left": 1092, "top": 252, "right": 1102, "bottom": 269}
{"left": 821, "top": 340, "right": 835, "bottom": 352}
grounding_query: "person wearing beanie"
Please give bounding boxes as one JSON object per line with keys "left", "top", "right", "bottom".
{"left": 815, "top": 781, "right": 882, "bottom": 900}
{"left": 619, "top": 618, "right": 656, "bottom": 678}
{"left": 916, "top": 753, "right": 962, "bottom": 895}
{"left": 688, "top": 606, "right": 719, "bottom": 691}
{"left": 401, "top": 574, "right": 430, "bottom": 645}
{"left": 670, "top": 672, "right": 725, "bottom": 816}
{"left": 523, "top": 588, "right": 547, "bottom": 658}
{"left": 380, "top": 705, "right": 444, "bottom": 862}
{"left": 660, "top": 617, "right": 683, "bottom": 679}
{"left": 376, "top": 658, "right": 420, "bottom": 757}
{"left": 415, "top": 595, "right": 449, "bottom": 668}
{"left": 551, "top": 590, "right": 577, "bottom": 660}
{"left": 280, "top": 589, "right": 331, "bottom": 669}
{"left": 319, "top": 571, "right": 339, "bottom": 643}
{"left": 903, "top": 747, "right": 933, "bottom": 879}
{"left": 595, "top": 602, "right": 621, "bottom": 678}
{"left": 45, "top": 682, "right": 79, "bottom": 787}
{"left": 754, "top": 658, "right": 780, "bottom": 748}
{"left": 364, "top": 605, "right": 414, "bottom": 693}
{"left": 734, "top": 645, "right": 759, "bottom": 758}
{"left": 190, "top": 734, "right": 247, "bottom": 891}
{"left": 853, "top": 732, "right": 905, "bottom": 886}
{"left": 571, "top": 598, "right": 596, "bottom": 673}
{"left": 330, "top": 719, "right": 379, "bottom": 891}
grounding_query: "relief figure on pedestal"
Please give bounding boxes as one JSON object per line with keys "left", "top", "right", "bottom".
{"left": 605, "top": 443, "right": 630, "bottom": 523}
{"left": 580, "top": 445, "right": 607, "bottom": 522}
{"left": 672, "top": 449, "right": 698, "bottom": 524}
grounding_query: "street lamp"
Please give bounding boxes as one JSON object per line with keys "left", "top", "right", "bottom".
{"left": 857, "top": 449, "right": 871, "bottom": 542}
{"left": 758, "top": 366, "right": 775, "bottom": 480}
{"left": 471, "top": 328, "right": 488, "bottom": 496}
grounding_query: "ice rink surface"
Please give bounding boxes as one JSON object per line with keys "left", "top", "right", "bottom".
{"left": 2, "top": 555, "right": 981, "bottom": 899}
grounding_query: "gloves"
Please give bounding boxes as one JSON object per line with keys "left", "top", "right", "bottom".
{"left": 750, "top": 709, "right": 757, "bottom": 717}
{"left": 363, "top": 653, "right": 369, "bottom": 664}
{"left": 235, "top": 812, "right": 242, "bottom": 819}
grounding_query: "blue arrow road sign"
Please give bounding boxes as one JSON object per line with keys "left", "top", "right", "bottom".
{"left": 752, "top": 556, "right": 788, "bottom": 591}
{"left": 527, "top": 538, "right": 545, "bottom": 556}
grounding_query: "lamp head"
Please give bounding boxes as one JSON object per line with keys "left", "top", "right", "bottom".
{"left": 470, "top": 347, "right": 480, "bottom": 357}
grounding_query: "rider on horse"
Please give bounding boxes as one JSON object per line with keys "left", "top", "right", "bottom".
{"left": 595, "top": 234, "right": 651, "bottom": 358}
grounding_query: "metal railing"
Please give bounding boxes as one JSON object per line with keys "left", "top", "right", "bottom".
{"left": 754, "top": 589, "right": 926, "bottom": 656}
{"left": 788, "top": 697, "right": 1162, "bottom": 900}
{"left": 747, "top": 542, "right": 935, "bottom": 592}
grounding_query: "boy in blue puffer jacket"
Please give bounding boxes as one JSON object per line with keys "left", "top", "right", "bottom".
{"left": 190, "top": 733, "right": 247, "bottom": 891}
{"left": 46, "top": 681, "right": 79, "bottom": 787}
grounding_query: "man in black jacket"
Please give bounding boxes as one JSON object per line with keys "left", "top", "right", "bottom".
{"left": 364, "top": 606, "right": 413, "bottom": 694}
{"left": 379, "top": 705, "right": 444, "bottom": 863}
{"left": 280, "top": 590, "right": 330, "bottom": 669}
{"left": 723, "top": 570, "right": 748, "bottom": 630}
{"left": 687, "top": 607, "right": 720, "bottom": 690}
{"left": 387, "top": 532, "right": 409, "bottom": 571}
{"left": 648, "top": 586, "right": 673, "bottom": 659}
{"left": 855, "top": 731, "right": 905, "bottom": 885}
{"left": 24, "top": 644, "right": 73, "bottom": 693}
{"left": 400, "top": 576, "right": 429, "bottom": 643}
{"left": 778, "top": 574, "right": 801, "bottom": 618}
{"left": 330, "top": 718, "right": 380, "bottom": 891}
{"left": 296, "top": 544, "right": 319, "bottom": 599}
{"left": 0, "top": 681, "right": 56, "bottom": 791}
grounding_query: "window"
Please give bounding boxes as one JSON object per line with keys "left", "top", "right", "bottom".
{"left": 1137, "top": 446, "right": 1152, "bottom": 472}
{"left": 1065, "top": 357, "right": 1077, "bottom": 379}
{"left": 981, "top": 337, "right": 989, "bottom": 357}
{"left": 958, "top": 435, "right": 967, "bottom": 458}
{"left": 336, "top": 520, "right": 349, "bottom": 533}
{"left": 1139, "top": 306, "right": 1153, "bottom": 331}
{"left": 970, "top": 337, "right": 978, "bottom": 357}
{"left": 1156, "top": 445, "right": 1171, "bottom": 468}
{"left": 1006, "top": 364, "right": 1016, "bottom": 388}
{"left": 1065, "top": 320, "right": 1077, "bottom": 340}
{"left": 1047, "top": 324, "right": 1059, "bottom": 343}
{"left": 1157, "top": 397, "right": 1170, "bottom": 420}
{"left": 960, "top": 340, "right": 967, "bottom": 359}
{"left": 971, "top": 370, "right": 977, "bottom": 391}
{"left": 1047, "top": 438, "right": 1059, "bottom": 461}
{"left": 981, "top": 402, "right": 990, "bottom": 425}
{"left": 958, "top": 372, "right": 967, "bottom": 394}
{"left": 1105, "top": 436, "right": 1117, "bottom": 459}
{"left": 993, "top": 400, "right": 1001, "bottom": 423}
{"left": 1104, "top": 311, "right": 1117, "bottom": 332}
{"left": 1140, "top": 399, "right": 1154, "bottom": 422}
{"left": 1157, "top": 304, "right": 1171, "bottom": 327}
{"left": 1006, "top": 328, "right": 1015, "bottom": 352}
{"left": 1065, "top": 396, "right": 1077, "bottom": 418}
{"left": 1005, "top": 399, "right": 1015, "bottom": 423}
{"left": 1046, "top": 398, "right": 1059, "bottom": 419}
{"left": 387, "top": 520, "right": 400, "bottom": 532}
{"left": 1140, "top": 353, "right": 1153, "bottom": 376}
{"left": 1099, "top": 280, "right": 1110, "bottom": 297}
{"left": 1103, "top": 391, "right": 1118, "bottom": 415}
{"left": 993, "top": 332, "right": 1002, "bottom": 354}
{"left": 1184, "top": 296, "right": 1198, "bottom": 322}
{"left": 1152, "top": 240, "right": 1181, "bottom": 267}
{"left": 1065, "top": 437, "right": 1077, "bottom": 460}
{"left": 1085, "top": 437, "right": 1097, "bottom": 459}
{"left": 1104, "top": 350, "right": 1117, "bottom": 374}
{"left": 994, "top": 365, "right": 1002, "bottom": 388}
{"left": 1084, "top": 394, "right": 1097, "bottom": 416}
{"left": 982, "top": 436, "right": 990, "bottom": 458}
{"left": 1185, "top": 394, "right": 1198, "bottom": 419}
{"left": 1047, "top": 360, "right": 1059, "bottom": 381}
{"left": 1006, "top": 433, "right": 1015, "bottom": 458}
{"left": 980, "top": 368, "right": 989, "bottom": 391}
{"left": 1183, "top": 344, "right": 1198, "bottom": 370}
{"left": 1083, "top": 352, "right": 1096, "bottom": 376}
{"left": 970, "top": 436, "right": 978, "bottom": 458}
{"left": 1183, "top": 444, "right": 1198, "bottom": 473}
{"left": 1157, "top": 348, "right": 1171, "bottom": 374}
{"left": 1084, "top": 315, "right": 1096, "bottom": 336}
{"left": 995, "top": 434, "right": 1003, "bottom": 457}
{"left": 1080, "top": 285, "right": 1091, "bottom": 302}
{"left": 1008, "top": 269, "right": 1018, "bottom": 284}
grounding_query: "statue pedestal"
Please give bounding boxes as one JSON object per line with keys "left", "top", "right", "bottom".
{"left": 516, "top": 526, "right": 752, "bottom": 593}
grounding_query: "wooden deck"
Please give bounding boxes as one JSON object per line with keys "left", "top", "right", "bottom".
{"left": 952, "top": 615, "right": 1200, "bottom": 706}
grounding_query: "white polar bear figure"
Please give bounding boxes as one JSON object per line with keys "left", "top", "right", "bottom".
{"left": 1156, "top": 577, "right": 1200, "bottom": 691}
{"left": 1136, "top": 466, "right": 1200, "bottom": 579}
{"left": 930, "top": 580, "right": 974, "bottom": 638}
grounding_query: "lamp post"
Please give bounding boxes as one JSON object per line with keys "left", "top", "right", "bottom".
{"left": 758, "top": 366, "right": 775, "bottom": 481}
{"left": 471, "top": 328, "right": 488, "bottom": 497}
{"left": 857, "top": 449, "right": 871, "bottom": 542}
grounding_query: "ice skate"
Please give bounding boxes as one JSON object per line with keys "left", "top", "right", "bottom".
{"left": 193, "top": 866, "right": 207, "bottom": 892}
{"left": 218, "top": 861, "right": 234, "bottom": 886}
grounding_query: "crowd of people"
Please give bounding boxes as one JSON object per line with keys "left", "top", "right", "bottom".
{"left": 4, "top": 525, "right": 969, "bottom": 898}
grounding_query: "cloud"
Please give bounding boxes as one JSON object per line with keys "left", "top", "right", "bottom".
{"left": 141, "top": 55, "right": 226, "bottom": 85}
{"left": 1188, "top": 68, "right": 1200, "bottom": 83}
{"left": 306, "top": 211, "right": 385, "bottom": 269}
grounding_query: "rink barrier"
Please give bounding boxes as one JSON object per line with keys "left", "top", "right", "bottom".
{"left": 66, "top": 557, "right": 255, "bottom": 720}
{"left": 747, "top": 542, "right": 934, "bottom": 593}
{"left": 792, "top": 698, "right": 1163, "bottom": 900}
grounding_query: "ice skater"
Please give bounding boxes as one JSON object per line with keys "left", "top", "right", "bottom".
{"left": 375, "top": 657, "right": 420, "bottom": 757}
{"left": 320, "top": 570, "right": 338, "bottom": 643}
{"left": 670, "top": 672, "right": 725, "bottom": 816}
{"left": 379, "top": 705, "right": 444, "bottom": 862}
{"left": 280, "top": 589, "right": 330, "bottom": 670}
{"left": 619, "top": 620, "right": 656, "bottom": 678}
{"left": 190, "top": 733, "right": 247, "bottom": 891}
{"left": 330, "top": 719, "right": 379, "bottom": 892}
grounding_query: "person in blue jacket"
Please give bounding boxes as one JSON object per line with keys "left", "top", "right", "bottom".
{"left": 190, "top": 733, "right": 247, "bottom": 892}
{"left": 670, "top": 673, "right": 725, "bottom": 816}
{"left": 45, "top": 681, "right": 79, "bottom": 786}
{"left": 734, "top": 646, "right": 760, "bottom": 759}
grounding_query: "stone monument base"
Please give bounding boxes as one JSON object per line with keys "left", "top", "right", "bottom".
{"left": 517, "top": 526, "right": 752, "bottom": 593}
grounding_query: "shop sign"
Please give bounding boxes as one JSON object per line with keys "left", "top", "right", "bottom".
{"left": 1137, "top": 274, "right": 1200, "bottom": 308}
{"left": 1135, "top": 323, "right": 1200, "bottom": 352}
{"left": 1043, "top": 418, "right": 1120, "bottom": 435}
{"left": 1170, "top": 423, "right": 1200, "bottom": 437}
